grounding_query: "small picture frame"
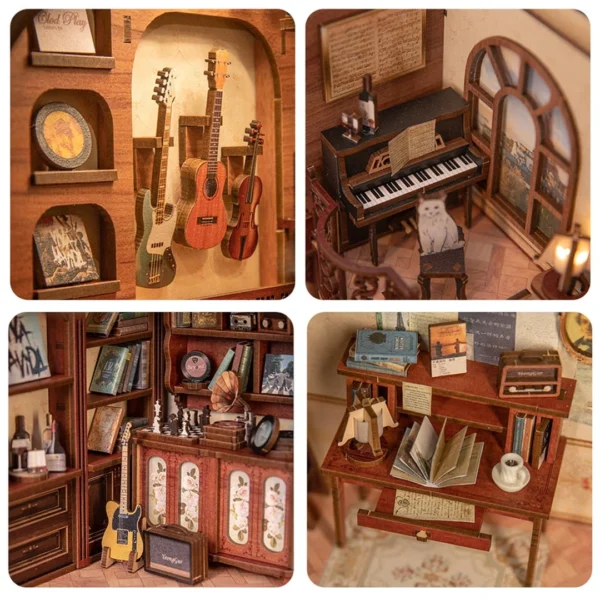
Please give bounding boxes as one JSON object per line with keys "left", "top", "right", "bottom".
{"left": 261, "top": 354, "right": 294, "bottom": 396}
{"left": 87, "top": 406, "right": 125, "bottom": 454}
{"left": 33, "top": 10, "right": 96, "bottom": 55}
{"left": 559, "top": 312, "right": 592, "bottom": 365}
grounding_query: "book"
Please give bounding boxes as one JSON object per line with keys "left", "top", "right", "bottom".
{"left": 113, "top": 322, "right": 149, "bottom": 336}
{"left": 231, "top": 342, "right": 248, "bottom": 373}
{"left": 238, "top": 344, "right": 254, "bottom": 393}
{"left": 86, "top": 313, "right": 119, "bottom": 336}
{"left": 116, "top": 315, "right": 148, "bottom": 327}
{"left": 390, "top": 417, "right": 483, "bottom": 488}
{"left": 355, "top": 329, "right": 419, "bottom": 364}
{"left": 520, "top": 414, "right": 536, "bottom": 462}
{"left": 33, "top": 214, "right": 99, "bottom": 288}
{"left": 89, "top": 346, "right": 130, "bottom": 395}
{"left": 261, "top": 354, "right": 294, "bottom": 396}
{"left": 175, "top": 312, "right": 191, "bottom": 328}
{"left": 133, "top": 341, "right": 151, "bottom": 390}
{"left": 429, "top": 321, "right": 467, "bottom": 377}
{"left": 208, "top": 348, "right": 235, "bottom": 391}
{"left": 346, "top": 342, "right": 411, "bottom": 377}
{"left": 116, "top": 348, "right": 133, "bottom": 395}
{"left": 9, "top": 313, "right": 52, "bottom": 385}
{"left": 87, "top": 406, "right": 125, "bottom": 454}
{"left": 531, "top": 418, "right": 552, "bottom": 468}
{"left": 512, "top": 413, "right": 526, "bottom": 455}
{"left": 120, "top": 312, "right": 148, "bottom": 320}
{"left": 126, "top": 344, "right": 142, "bottom": 392}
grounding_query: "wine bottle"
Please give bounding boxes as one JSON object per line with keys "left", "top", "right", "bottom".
{"left": 46, "top": 421, "right": 67, "bottom": 472}
{"left": 358, "top": 74, "right": 379, "bottom": 134}
{"left": 11, "top": 415, "right": 31, "bottom": 472}
{"left": 42, "top": 413, "right": 53, "bottom": 452}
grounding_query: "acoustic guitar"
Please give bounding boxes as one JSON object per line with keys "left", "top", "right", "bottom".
{"left": 175, "top": 49, "right": 229, "bottom": 249}
{"left": 134, "top": 67, "right": 178, "bottom": 288}
{"left": 101, "top": 423, "right": 144, "bottom": 563}
{"left": 222, "top": 120, "right": 264, "bottom": 260}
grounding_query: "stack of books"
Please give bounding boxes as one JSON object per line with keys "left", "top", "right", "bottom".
{"left": 208, "top": 342, "right": 253, "bottom": 393}
{"left": 86, "top": 313, "right": 149, "bottom": 337}
{"left": 512, "top": 413, "right": 552, "bottom": 468}
{"left": 89, "top": 341, "right": 151, "bottom": 396}
{"left": 346, "top": 329, "right": 420, "bottom": 377}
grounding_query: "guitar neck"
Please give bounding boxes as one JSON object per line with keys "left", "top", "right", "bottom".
{"left": 207, "top": 90, "right": 223, "bottom": 178}
{"left": 152, "top": 104, "right": 172, "bottom": 224}
{"left": 119, "top": 442, "right": 129, "bottom": 515}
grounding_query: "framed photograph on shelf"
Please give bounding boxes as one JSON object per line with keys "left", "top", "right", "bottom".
{"left": 8, "top": 313, "right": 51, "bottom": 385}
{"left": 429, "top": 321, "right": 467, "bottom": 377}
{"left": 88, "top": 406, "right": 125, "bottom": 454}
{"left": 559, "top": 312, "right": 592, "bottom": 364}
{"left": 261, "top": 354, "right": 294, "bottom": 396}
{"left": 33, "top": 10, "right": 96, "bottom": 54}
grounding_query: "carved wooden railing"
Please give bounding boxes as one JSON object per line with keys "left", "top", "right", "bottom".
{"left": 307, "top": 168, "right": 414, "bottom": 300}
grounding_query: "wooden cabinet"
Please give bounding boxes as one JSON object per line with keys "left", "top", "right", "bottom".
{"left": 87, "top": 466, "right": 121, "bottom": 560}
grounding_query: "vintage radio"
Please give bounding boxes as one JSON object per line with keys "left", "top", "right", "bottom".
{"left": 229, "top": 312, "right": 257, "bottom": 331}
{"left": 258, "top": 312, "right": 292, "bottom": 335}
{"left": 497, "top": 350, "right": 562, "bottom": 399}
{"left": 144, "top": 524, "right": 208, "bottom": 585}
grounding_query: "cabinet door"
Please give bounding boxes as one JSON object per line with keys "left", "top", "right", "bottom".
{"left": 176, "top": 455, "right": 202, "bottom": 533}
{"left": 88, "top": 467, "right": 118, "bottom": 559}
{"left": 142, "top": 449, "right": 169, "bottom": 526}
{"left": 219, "top": 461, "right": 255, "bottom": 559}
{"left": 254, "top": 469, "right": 292, "bottom": 567}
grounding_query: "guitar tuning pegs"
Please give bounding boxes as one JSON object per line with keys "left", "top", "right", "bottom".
{"left": 204, "top": 70, "right": 215, "bottom": 77}
{"left": 243, "top": 136, "right": 250, "bottom": 142}
{"left": 244, "top": 128, "right": 252, "bottom": 133}
{"left": 225, "top": 75, "right": 231, "bottom": 78}
{"left": 251, "top": 120, "right": 259, "bottom": 126}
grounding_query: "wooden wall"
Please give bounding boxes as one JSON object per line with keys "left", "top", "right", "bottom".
{"left": 305, "top": 9, "right": 446, "bottom": 171}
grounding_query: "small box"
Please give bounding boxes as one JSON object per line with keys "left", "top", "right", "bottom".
{"left": 144, "top": 525, "right": 208, "bottom": 585}
{"left": 497, "top": 350, "right": 562, "bottom": 399}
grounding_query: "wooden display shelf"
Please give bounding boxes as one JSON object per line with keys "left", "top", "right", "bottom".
{"left": 35, "top": 280, "right": 120, "bottom": 300}
{"left": 210, "top": 283, "right": 295, "bottom": 300}
{"left": 87, "top": 450, "right": 121, "bottom": 473}
{"left": 87, "top": 388, "right": 152, "bottom": 409}
{"left": 8, "top": 374, "right": 73, "bottom": 396}
{"left": 30, "top": 52, "right": 115, "bottom": 69}
{"left": 86, "top": 329, "right": 152, "bottom": 348}
{"left": 9, "top": 467, "right": 81, "bottom": 503}
{"left": 171, "top": 327, "right": 293, "bottom": 343}
{"left": 32, "top": 169, "right": 118, "bottom": 186}
{"left": 173, "top": 386, "right": 293, "bottom": 405}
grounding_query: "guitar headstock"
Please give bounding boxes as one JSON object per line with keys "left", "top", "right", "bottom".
{"left": 243, "top": 120, "right": 265, "bottom": 147}
{"left": 204, "top": 49, "right": 231, "bottom": 91}
{"left": 152, "top": 67, "right": 176, "bottom": 107}
{"left": 120, "top": 422, "right": 133, "bottom": 446}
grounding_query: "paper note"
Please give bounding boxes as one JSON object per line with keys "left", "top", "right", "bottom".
{"left": 393, "top": 490, "right": 475, "bottom": 523}
{"left": 459, "top": 312, "right": 516, "bottom": 365}
{"left": 402, "top": 382, "right": 432, "bottom": 415}
{"left": 390, "top": 120, "right": 437, "bottom": 175}
{"left": 408, "top": 312, "right": 458, "bottom": 351}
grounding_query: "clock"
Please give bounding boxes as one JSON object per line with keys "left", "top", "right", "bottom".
{"left": 180, "top": 351, "right": 211, "bottom": 382}
{"left": 249, "top": 415, "right": 280, "bottom": 455}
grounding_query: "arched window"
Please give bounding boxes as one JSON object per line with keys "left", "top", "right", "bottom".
{"left": 464, "top": 37, "right": 578, "bottom": 248}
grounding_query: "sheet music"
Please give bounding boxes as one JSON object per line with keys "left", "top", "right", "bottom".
{"left": 393, "top": 490, "right": 476, "bottom": 523}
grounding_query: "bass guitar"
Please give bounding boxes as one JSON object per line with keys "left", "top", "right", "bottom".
{"left": 222, "top": 120, "right": 264, "bottom": 260}
{"left": 101, "top": 423, "right": 144, "bottom": 564}
{"left": 135, "top": 67, "right": 178, "bottom": 287}
{"left": 175, "top": 49, "right": 229, "bottom": 249}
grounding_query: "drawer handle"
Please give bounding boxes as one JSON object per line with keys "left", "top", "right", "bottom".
{"left": 22, "top": 544, "right": 39, "bottom": 554}
{"left": 20, "top": 502, "right": 39, "bottom": 512}
{"left": 415, "top": 530, "right": 430, "bottom": 543}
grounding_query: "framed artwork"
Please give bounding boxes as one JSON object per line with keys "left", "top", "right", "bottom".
{"left": 88, "top": 406, "right": 125, "bottom": 454}
{"left": 8, "top": 314, "right": 51, "bottom": 385}
{"left": 261, "top": 354, "right": 294, "bottom": 396}
{"left": 191, "top": 312, "right": 224, "bottom": 329}
{"left": 559, "top": 312, "right": 592, "bottom": 364}
{"left": 33, "top": 10, "right": 96, "bottom": 54}
{"left": 429, "top": 321, "right": 467, "bottom": 377}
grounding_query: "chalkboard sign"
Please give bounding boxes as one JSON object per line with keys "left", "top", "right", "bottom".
{"left": 459, "top": 312, "right": 516, "bottom": 366}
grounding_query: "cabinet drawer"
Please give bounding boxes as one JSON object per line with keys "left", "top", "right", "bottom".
{"left": 9, "top": 486, "right": 68, "bottom": 531}
{"left": 9, "top": 525, "right": 73, "bottom": 584}
{"left": 357, "top": 488, "right": 491, "bottom": 552}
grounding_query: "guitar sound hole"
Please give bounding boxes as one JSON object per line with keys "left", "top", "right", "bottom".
{"left": 204, "top": 178, "right": 218, "bottom": 198}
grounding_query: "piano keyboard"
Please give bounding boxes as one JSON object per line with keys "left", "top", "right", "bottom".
{"left": 352, "top": 153, "right": 478, "bottom": 209}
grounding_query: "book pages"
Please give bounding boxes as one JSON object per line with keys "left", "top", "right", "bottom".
{"left": 435, "top": 433, "right": 476, "bottom": 485}
{"left": 436, "top": 441, "right": 484, "bottom": 488}
{"left": 410, "top": 417, "right": 438, "bottom": 477}
{"left": 393, "top": 490, "right": 476, "bottom": 523}
{"left": 433, "top": 425, "right": 468, "bottom": 483}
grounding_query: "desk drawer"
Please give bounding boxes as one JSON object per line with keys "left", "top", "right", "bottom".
{"left": 9, "top": 486, "right": 68, "bottom": 531}
{"left": 357, "top": 488, "right": 491, "bottom": 552}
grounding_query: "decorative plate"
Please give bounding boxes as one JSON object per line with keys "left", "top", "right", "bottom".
{"left": 33, "top": 102, "right": 92, "bottom": 170}
{"left": 180, "top": 351, "right": 211, "bottom": 382}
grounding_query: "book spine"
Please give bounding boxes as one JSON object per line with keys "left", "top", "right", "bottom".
{"left": 134, "top": 341, "right": 150, "bottom": 389}
{"left": 126, "top": 344, "right": 141, "bottom": 392}
{"left": 521, "top": 416, "right": 535, "bottom": 462}
{"left": 512, "top": 413, "right": 525, "bottom": 454}
{"left": 238, "top": 345, "right": 253, "bottom": 393}
{"left": 117, "top": 349, "right": 133, "bottom": 395}
{"left": 113, "top": 323, "right": 149, "bottom": 336}
{"left": 354, "top": 352, "right": 417, "bottom": 364}
{"left": 116, "top": 316, "right": 148, "bottom": 327}
{"left": 346, "top": 358, "right": 409, "bottom": 377}
{"left": 208, "top": 348, "right": 235, "bottom": 391}
{"left": 231, "top": 343, "right": 245, "bottom": 373}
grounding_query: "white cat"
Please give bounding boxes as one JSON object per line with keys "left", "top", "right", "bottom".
{"left": 416, "top": 193, "right": 465, "bottom": 255}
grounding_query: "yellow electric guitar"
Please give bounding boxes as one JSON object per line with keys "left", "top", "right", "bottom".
{"left": 101, "top": 423, "right": 144, "bottom": 565}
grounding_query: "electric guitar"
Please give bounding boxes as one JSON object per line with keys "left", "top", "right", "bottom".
{"left": 135, "top": 67, "right": 178, "bottom": 287}
{"left": 222, "top": 121, "right": 264, "bottom": 260}
{"left": 174, "top": 49, "right": 229, "bottom": 249}
{"left": 101, "top": 423, "right": 144, "bottom": 562}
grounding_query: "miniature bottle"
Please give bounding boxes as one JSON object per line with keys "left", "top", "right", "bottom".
{"left": 11, "top": 415, "right": 31, "bottom": 471}
{"left": 46, "top": 421, "right": 67, "bottom": 472}
{"left": 358, "top": 74, "right": 379, "bottom": 134}
{"left": 42, "top": 413, "right": 53, "bottom": 452}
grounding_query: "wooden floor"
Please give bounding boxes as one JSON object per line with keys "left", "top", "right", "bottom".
{"left": 344, "top": 204, "right": 541, "bottom": 299}
{"left": 41, "top": 560, "right": 288, "bottom": 587}
{"left": 308, "top": 486, "right": 592, "bottom": 587}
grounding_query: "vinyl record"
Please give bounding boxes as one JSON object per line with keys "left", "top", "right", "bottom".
{"left": 180, "top": 351, "right": 211, "bottom": 382}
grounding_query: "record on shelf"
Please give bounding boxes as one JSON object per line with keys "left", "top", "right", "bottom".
{"left": 180, "top": 351, "right": 211, "bottom": 382}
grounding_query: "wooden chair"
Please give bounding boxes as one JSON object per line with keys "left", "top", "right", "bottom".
{"left": 417, "top": 226, "right": 468, "bottom": 299}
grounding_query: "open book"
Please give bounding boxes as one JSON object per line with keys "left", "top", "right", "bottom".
{"left": 390, "top": 417, "right": 483, "bottom": 488}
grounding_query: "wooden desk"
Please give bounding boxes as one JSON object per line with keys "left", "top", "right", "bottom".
{"left": 321, "top": 339, "right": 574, "bottom": 587}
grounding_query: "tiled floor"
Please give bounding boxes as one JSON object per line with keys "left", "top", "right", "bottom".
{"left": 344, "top": 204, "right": 541, "bottom": 299}
{"left": 41, "top": 560, "right": 288, "bottom": 587}
{"left": 307, "top": 485, "right": 592, "bottom": 587}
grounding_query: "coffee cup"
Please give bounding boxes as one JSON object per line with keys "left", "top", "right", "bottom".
{"left": 499, "top": 452, "right": 528, "bottom": 485}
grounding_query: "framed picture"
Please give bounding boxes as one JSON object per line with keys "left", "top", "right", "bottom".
{"left": 429, "top": 321, "right": 467, "bottom": 377}
{"left": 191, "top": 313, "right": 224, "bottom": 329}
{"left": 261, "top": 354, "right": 294, "bottom": 396}
{"left": 8, "top": 314, "right": 52, "bottom": 385}
{"left": 559, "top": 312, "right": 592, "bottom": 364}
{"left": 33, "top": 10, "right": 96, "bottom": 54}
{"left": 88, "top": 406, "right": 125, "bottom": 454}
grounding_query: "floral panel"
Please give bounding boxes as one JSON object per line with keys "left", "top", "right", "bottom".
{"left": 228, "top": 470, "right": 250, "bottom": 545}
{"left": 147, "top": 456, "right": 167, "bottom": 525}
{"left": 179, "top": 461, "right": 200, "bottom": 532}
{"left": 263, "top": 476, "right": 286, "bottom": 552}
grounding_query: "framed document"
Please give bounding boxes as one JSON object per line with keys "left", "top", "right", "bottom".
{"left": 320, "top": 9, "right": 426, "bottom": 103}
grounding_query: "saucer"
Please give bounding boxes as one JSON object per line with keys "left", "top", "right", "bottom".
{"left": 492, "top": 463, "right": 530, "bottom": 493}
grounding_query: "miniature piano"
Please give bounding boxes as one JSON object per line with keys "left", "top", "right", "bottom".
{"left": 320, "top": 88, "right": 490, "bottom": 265}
